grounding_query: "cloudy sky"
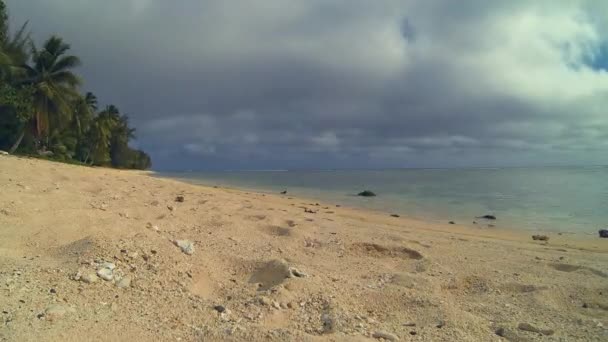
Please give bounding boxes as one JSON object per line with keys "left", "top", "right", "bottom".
{"left": 6, "top": 0, "right": 608, "bottom": 170}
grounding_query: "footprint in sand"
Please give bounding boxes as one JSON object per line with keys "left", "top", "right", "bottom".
{"left": 350, "top": 242, "right": 424, "bottom": 260}
{"left": 247, "top": 214, "right": 267, "bottom": 221}
{"left": 261, "top": 225, "right": 293, "bottom": 237}
{"left": 550, "top": 263, "right": 607, "bottom": 278}
{"left": 249, "top": 259, "right": 293, "bottom": 290}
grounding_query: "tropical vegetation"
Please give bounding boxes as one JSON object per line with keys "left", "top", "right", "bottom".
{"left": 0, "top": 1, "right": 151, "bottom": 169}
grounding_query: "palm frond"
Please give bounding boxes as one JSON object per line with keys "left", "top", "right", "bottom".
{"left": 51, "top": 55, "right": 81, "bottom": 73}
{"left": 51, "top": 70, "right": 82, "bottom": 87}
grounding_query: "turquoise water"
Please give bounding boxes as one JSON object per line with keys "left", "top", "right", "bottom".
{"left": 160, "top": 167, "right": 608, "bottom": 233}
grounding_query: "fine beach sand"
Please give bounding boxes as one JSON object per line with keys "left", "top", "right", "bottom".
{"left": 1, "top": 155, "right": 607, "bottom": 341}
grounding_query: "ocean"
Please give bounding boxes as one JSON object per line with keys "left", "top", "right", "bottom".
{"left": 159, "top": 166, "right": 608, "bottom": 234}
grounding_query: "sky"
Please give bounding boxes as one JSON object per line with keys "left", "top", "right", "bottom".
{"left": 6, "top": 0, "right": 608, "bottom": 170}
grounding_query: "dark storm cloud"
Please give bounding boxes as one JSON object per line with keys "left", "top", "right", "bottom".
{"left": 6, "top": 0, "right": 608, "bottom": 169}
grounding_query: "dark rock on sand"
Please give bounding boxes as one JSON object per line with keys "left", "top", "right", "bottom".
{"left": 599, "top": 229, "right": 608, "bottom": 238}
{"left": 280, "top": 190, "right": 287, "bottom": 194}
{"left": 213, "top": 305, "right": 226, "bottom": 313}
{"left": 449, "top": 221, "right": 455, "bottom": 225}
{"left": 357, "top": 190, "right": 376, "bottom": 197}
{"left": 175, "top": 195, "right": 185, "bottom": 202}
{"left": 478, "top": 215, "right": 497, "bottom": 220}
{"left": 391, "top": 214, "right": 400, "bottom": 218}
{"left": 532, "top": 235, "right": 549, "bottom": 241}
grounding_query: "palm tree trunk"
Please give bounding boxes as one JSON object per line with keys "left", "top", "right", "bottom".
{"left": 9, "top": 128, "right": 25, "bottom": 154}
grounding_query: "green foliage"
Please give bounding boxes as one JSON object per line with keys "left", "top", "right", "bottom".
{"left": 0, "top": 1, "right": 8, "bottom": 44}
{"left": 0, "top": 0, "right": 151, "bottom": 169}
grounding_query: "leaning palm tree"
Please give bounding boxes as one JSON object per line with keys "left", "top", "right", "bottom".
{"left": 21, "top": 35, "right": 82, "bottom": 149}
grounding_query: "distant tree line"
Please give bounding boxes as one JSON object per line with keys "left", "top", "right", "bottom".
{"left": 0, "top": 1, "right": 151, "bottom": 169}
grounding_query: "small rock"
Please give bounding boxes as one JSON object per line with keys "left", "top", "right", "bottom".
{"left": 0, "top": 150, "right": 8, "bottom": 155}
{"left": 599, "top": 229, "right": 608, "bottom": 238}
{"left": 258, "top": 297, "right": 271, "bottom": 306}
{"left": 49, "top": 288, "right": 56, "bottom": 294}
{"left": 518, "top": 322, "right": 554, "bottom": 336}
{"left": 43, "top": 305, "right": 74, "bottom": 321}
{"left": 449, "top": 221, "right": 455, "bottom": 225}
{"left": 321, "top": 313, "right": 335, "bottom": 333}
{"left": 272, "top": 301, "right": 281, "bottom": 310}
{"left": 372, "top": 331, "right": 399, "bottom": 341}
{"left": 390, "top": 214, "right": 400, "bottom": 218}
{"left": 175, "top": 196, "right": 185, "bottom": 203}
{"left": 532, "top": 235, "right": 549, "bottom": 241}
{"left": 116, "top": 277, "right": 131, "bottom": 288}
{"left": 167, "top": 205, "right": 175, "bottom": 211}
{"left": 289, "top": 268, "right": 308, "bottom": 278}
{"left": 101, "top": 262, "right": 116, "bottom": 270}
{"left": 357, "top": 190, "right": 376, "bottom": 197}
{"left": 174, "top": 240, "right": 194, "bottom": 255}
{"left": 280, "top": 190, "right": 287, "bottom": 195}
{"left": 127, "top": 251, "right": 139, "bottom": 259}
{"left": 214, "top": 305, "right": 226, "bottom": 313}
{"left": 517, "top": 323, "right": 540, "bottom": 334}
{"left": 478, "top": 214, "right": 496, "bottom": 220}
{"left": 81, "top": 273, "right": 98, "bottom": 284}
{"left": 97, "top": 268, "right": 114, "bottom": 281}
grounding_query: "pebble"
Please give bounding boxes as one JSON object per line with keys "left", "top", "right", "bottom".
{"left": 97, "top": 268, "right": 114, "bottom": 281}
{"left": 532, "top": 235, "right": 549, "bottom": 241}
{"left": 214, "top": 305, "right": 226, "bottom": 313}
{"left": 81, "top": 273, "right": 98, "bottom": 284}
{"left": 101, "top": 262, "right": 116, "bottom": 270}
{"left": 321, "top": 313, "right": 335, "bottom": 333}
{"left": 289, "top": 268, "right": 308, "bottom": 278}
{"left": 116, "top": 277, "right": 132, "bottom": 288}
{"left": 127, "top": 251, "right": 139, "bottom": 259}
{"left": 258, "top": 297, "right": 271, "bottom": 306}
{"left": 372, "top": 331, "right": 399, "bottom": 341}
{"left": 174, "top": 240, "right": 194, "bottom": 255}
{"left": 43, "top": 304, "right": 74, "bottom": 321}
{"left": 518, "top": 322, "right": 554, "bottom": 336}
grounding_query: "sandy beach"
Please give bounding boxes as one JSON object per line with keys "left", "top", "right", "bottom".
{"left": 1, "top": 154, "right": 607, "bottom": 341}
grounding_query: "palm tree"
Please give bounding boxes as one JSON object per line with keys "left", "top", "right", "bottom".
{"left": 0, "top": 21, "right": 30, "bottom": 82}
{"left": 72, "top": 92, "right": 97, "bottom": 137}
{"left": 85, "top": 111, "right": 117, "bottom": 165}
{"left": 0, "top": 16, "right": 32, "bottom": 153}
{"left": 21, "top": 35, "right": 82, "bottom": 148}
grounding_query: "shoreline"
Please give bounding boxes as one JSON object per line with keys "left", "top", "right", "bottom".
{"left": 2, "top": 154, "right": 607, "bottom": 341}
{"left": 159, "top": 173, "right": 607, "bottom": 251}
